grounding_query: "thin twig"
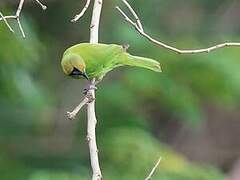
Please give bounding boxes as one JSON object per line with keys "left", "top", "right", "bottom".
{"left": 0, "top": 15, "right": 17, "bottom": 21}
{"left": 145, "top": 157, "right": 162, "bottom": 180}
{"left": 67, "top": 97, "right": 89, "bottom": 120}
{"left": 16, "top": 17, "right": 25, "bottom": 37}
{"left": 34, "top": 0, "right": 47, "bottom": 10}
{"left": 0, "top": 0, "right": 47, "bottom": 37}
{"left": 116, "top": 6, "right": 135, "bottom": 26}
{"left": 71, "top": 0, "right": 91, "bottom": 22}
{"left": 121, "top": 0, "right": 143, "bottom": 31}
{"left": 116, "top": 0, "right": 240, "bottom": 54}
{"left": 88, "top": 0, "right": 103, "bottom": 179}
{"left": 0, "top": 12, "right": 14, "bottom": 32}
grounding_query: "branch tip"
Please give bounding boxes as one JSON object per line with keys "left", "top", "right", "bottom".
{"left": 116, "top": 0, "right": 240, "bottom": 54}
{"left": 34, "top": 0, "right": 47, "bottom": 10}
{"left": 71, "top": 0, "right": 91, "bottom": 22}
{"left": 145, "top": 157, "right": 162, "bottom": 180}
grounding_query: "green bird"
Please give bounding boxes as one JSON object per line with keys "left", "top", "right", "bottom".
{"left": 61, "top": 43, "right": 161, "bottom": 81}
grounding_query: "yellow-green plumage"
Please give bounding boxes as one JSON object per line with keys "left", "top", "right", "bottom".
{"left": 61, "top": 43, "right": 161, "bottom": 81}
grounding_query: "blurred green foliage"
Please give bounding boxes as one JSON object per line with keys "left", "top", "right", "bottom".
{"left": 101, "top": 128, "right": 223, "bottom": 180}
{"left": 1, "top": 0, "right": 240, "bottom": 179}
{"left": 0, "top": 15, "right": 48, "bottom": 108}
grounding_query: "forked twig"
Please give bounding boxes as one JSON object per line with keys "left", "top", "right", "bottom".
{"left": 116, "top": 0, "right": 240, "bottom": 54}
{"left": 34, "top": 0, "right": 47, "bottom": 10}
{"left": 0, "top": 12, "right": 14, "bottom": 32}
{"left": 121, "top": 0, "right": 143, "bottom": 31}
{"left": 0, "top": 0, "right": 47, "bottom": 37}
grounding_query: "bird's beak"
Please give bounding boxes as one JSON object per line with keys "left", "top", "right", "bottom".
{"left": 82, "top": 72, "right": 89, "bottom": 80}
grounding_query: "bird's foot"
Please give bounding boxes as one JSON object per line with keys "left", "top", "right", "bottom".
{"left": 83, "top": 79, "right": 99, "bottom": 95}
{"left": 83, "top": 85, "right": 97, "bottom": 95}
{"left": 82, "top": 79, "right": 99, "bottom": 103}
{"left": 83, "top": 88, "right": 96, "bottom": 103}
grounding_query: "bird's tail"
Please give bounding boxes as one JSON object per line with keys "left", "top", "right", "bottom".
{"left": 122, "top": 54, "right": 162, "bottom": 72}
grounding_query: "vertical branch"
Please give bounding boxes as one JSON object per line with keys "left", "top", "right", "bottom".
{"left": 87, "top": 82, "right": 102, "bottom": 180}
{"left": 88, "top": 0, "right": 103, "bottom": 179}
{"left": 90, "top": 0, "right": 103, "bottom": 43}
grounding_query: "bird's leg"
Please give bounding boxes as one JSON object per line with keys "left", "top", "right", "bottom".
{"left": 83, "top": 78, "right": 101, "bottom": 95}
{"left": 85, "top": 78, "right": 100, "bottom": 103}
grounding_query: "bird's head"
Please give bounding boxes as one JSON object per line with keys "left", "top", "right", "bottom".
{"left": 61, "top": 53, "right": 89, "bottom": 80}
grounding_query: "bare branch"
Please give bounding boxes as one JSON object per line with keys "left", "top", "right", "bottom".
{"left": 115, "top": 6, "right": 135, "bottom": 27}
{"left": 145, "top": 157, "right": 162, "bottom": 180}
{"left": 71, "top": 0, "right": 91, "bottom": 22}
{"left": 67, "top": 97, "right": 89, "bottom": 120}
{"left": 13, "top": 0, "right": 25, "bottom": 37}
{"left": 87, "top": 0, "right": 103, "bottom": 179}
{"left": 15, "top": 0, "right": 24, "bottom": 17}
{"left": 16, "top": 17, "right": 25, "bottom": 37}
{"left": 121, "top": 0, "right": 143, "bottom": 31}
{"left": 0, "top": 12, "right": 14, "bottom": 32}
{"left": 0, "top": 15, "right": 17, "bottom": 21}
{"left": 116, "top": 0, "right": 240, "bottom": 54}
{"left": 90, "top": 0, "right": 102, "bottom": 43}
{"left": 0, "top": 0, "right": 47, "bottom": 37}
{"left": 67, "top": 81, "right": 101, "bottom": 180}
{"left": 86, "top": 80, "right": 102, "bottom": 180}
{"left": 34, "top": 0, "right": 47, "bottom": 10}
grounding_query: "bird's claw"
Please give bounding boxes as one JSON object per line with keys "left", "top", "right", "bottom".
{"left": 83, "top": 85, "right": 97, "bottom": 95}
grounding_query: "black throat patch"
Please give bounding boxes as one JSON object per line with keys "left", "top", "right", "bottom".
{"left": 70, "top": 67, "right": 82, "bottom": 76}
{"left": 69, "top": 67, "right": 89, "bottom": 80}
